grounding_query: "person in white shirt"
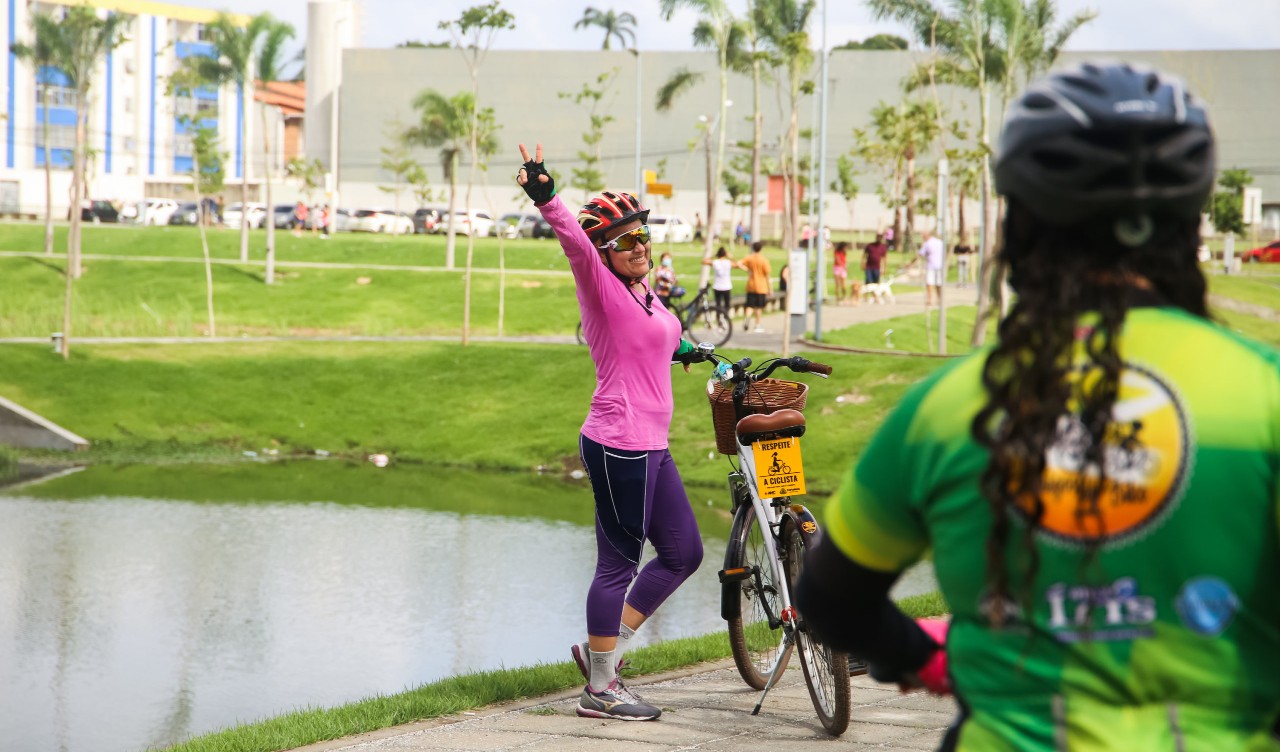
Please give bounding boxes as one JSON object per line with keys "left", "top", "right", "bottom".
{"left": 914, "top": 229, "right": 946, "bottom": 306}
{"left": 703, "top": 246, "right": 736, "bottom": 312}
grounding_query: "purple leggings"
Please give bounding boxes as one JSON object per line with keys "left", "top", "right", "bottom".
{"left": 579, "top": 434, "right": 704, "bottom": 637}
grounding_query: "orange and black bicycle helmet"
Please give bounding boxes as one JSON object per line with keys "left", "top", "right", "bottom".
{"left": 577, "top": 191, "right": 650, "bottom": 243}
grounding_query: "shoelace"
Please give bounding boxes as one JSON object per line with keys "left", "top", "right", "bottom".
{"left": 612, "top": 680, "right": 646, "bottom": 705}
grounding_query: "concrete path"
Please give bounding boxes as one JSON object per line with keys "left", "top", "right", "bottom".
{"left": 293, "top": 660, "right": 957, "bottom": 752}
{"left": 0, "top": 291, "right": 966, "bottom": 355}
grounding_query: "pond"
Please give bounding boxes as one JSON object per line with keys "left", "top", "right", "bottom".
{"left": 0, "top": 461, "right": 936, "bottom": 752}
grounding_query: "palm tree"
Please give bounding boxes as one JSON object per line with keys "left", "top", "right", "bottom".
{"left": 573, "top": 7, "right": 637, "bottom": 50}
{"left": 659, "top": 0, "right": 738, "bottom": 280}
{"left": 253, "top": 16, "right": 296, "bottom": 286}
{"left": 192, "top": 13, "right": 277, "bottom": 265}
{"left": 753, "top": 0, "right": 817, "bottom": 251}
{"left": 11, "top": 12, "right": 60, "bottom": 258}
{"left": 403, "top": 90, "right": 474, "bottom": 270}
{"left": 19, "top": 7, "right": 126, "bottom": 358}
{"left": 732, "top": 7, "right": 773, "bottom": 245}
{"left": 868, "top": 0, "right": 1001, "bottom": 344}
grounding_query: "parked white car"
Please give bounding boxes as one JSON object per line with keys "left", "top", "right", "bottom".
{"left": 141, "top": 198, "right": 179, "bottom": 226}
{"left": 350, "top": 208, "right": 414, "bottom": 234}
{"left": 648, "top": 215, "right": 694, "bottom": 243}
{"left": 449, "top": 210, "right": 496, "bottom": 237}
{"left": 223, "top": 202, "right": 267, "bottom": 230}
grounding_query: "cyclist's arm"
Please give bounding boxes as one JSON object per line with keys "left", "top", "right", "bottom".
{"left": 797, "top": 368, "right": 950, "bottom": 681}
{"left": 536, "top": 194, "right": 610, "bottom": 303}
{"left": 795, "top": 539, "right": 939, "bottom": 680}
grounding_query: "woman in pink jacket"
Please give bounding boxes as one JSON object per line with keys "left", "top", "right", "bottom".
{"left": 517, "top": 144, "right": 704, "bottom": 722}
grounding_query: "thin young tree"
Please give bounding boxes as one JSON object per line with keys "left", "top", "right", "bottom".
{"left": 573, "top": 7, "right": 638, "bottom": 50}
{"left": 24, "top": 7, "right": 126, "bottom": 357}
{"left": 439, "top": 2, "right": 515, "bottom": 345}
{"left": 169, "top": 66, "right": 226, "bottom": 337}
{"left": 11, "top": 12, "right": 60, "bottom": 257}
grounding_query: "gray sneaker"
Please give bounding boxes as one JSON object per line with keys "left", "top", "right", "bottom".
{"left": 570, "top": 642, "right": 626, "bottom": 682}
{"left": 576, "top": 679, "right": 661, "bottom": 721}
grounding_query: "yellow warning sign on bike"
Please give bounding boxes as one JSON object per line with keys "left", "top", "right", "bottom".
{"left": 752, "top": 437, "right": 806, "bottom": 497}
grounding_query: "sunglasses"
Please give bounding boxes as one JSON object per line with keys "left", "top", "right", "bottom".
{"left": 599, "top": 225, "right": 651, "bottom": 253}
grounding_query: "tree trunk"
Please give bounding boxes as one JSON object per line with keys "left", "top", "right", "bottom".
{"left": 749, "top": 53, "right": 762, "bottom": 244}
{"left": 904, "top": 147, "right": 916, "bottom": 255}
{"left": 70, "top": 97, "right": 86, "bottom": 280}
{"left": 262, "top": 102, "right": 276, "bottom": 285}
{"left": 192, "top": 147, "right": 216, "bottom": 336}
{"left": 445, "top": 153, "right": 458, "bottom": 269}
{"left": 42, "top": 86, "right": 54, "bottom": 256}
{"left": 497, "top": 234, "right": 506, "bottom": 337}
{"left": 463, "top": 119, "right": 478, "bottom": 346}
{"left": 238, "top": 78, "right": 250, "bottom": 264}
{"left": 891, "top": 160, "right": 903, "bottom": 255}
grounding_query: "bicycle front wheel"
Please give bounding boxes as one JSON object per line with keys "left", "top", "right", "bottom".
{"left": 724, "top": 501, "right": 792, "bottom": 690}
{"left": 686, "top": 305, "right": 733, "bottom": 347}
{"left": 783, "top": 517, "right": 851, "bottom": 736}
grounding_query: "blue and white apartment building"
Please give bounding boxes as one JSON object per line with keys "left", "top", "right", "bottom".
{"left": 1, "top": 0, "right": 291, "bottom": 215}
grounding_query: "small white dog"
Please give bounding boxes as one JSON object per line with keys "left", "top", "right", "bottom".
{"left": 861, "top": 274, "right": 897, "bottom": 304}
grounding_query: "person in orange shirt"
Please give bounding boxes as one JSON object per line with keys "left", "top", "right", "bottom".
{"left": 736, "top": 240, "right": 772, "bottom": 333}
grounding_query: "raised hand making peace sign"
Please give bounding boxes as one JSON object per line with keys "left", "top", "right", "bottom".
{"left": 516, "top": 143, "right": 556, "bottom": 205}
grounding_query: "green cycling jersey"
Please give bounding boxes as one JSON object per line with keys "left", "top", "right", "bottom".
{"left": 825, "top": 306, "right": 1280, "bottom": 751}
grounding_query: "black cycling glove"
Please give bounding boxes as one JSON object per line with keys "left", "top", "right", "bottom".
{"left": 520, "top": 159, "right": 556, "bottom": 205}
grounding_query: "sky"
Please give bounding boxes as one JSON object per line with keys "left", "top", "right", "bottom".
{"left": 180, "top": 0, "right": 1279, "bottom": 59}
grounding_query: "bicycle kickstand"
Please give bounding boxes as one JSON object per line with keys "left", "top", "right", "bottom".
{"left": 750, "top": 612, "right": 798, "bottom": 716}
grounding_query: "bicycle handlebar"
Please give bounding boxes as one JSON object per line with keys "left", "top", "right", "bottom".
{"left": 690, "top": 344, "right": 833, "bottom": 382}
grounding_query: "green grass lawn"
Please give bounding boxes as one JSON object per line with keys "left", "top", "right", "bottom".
{"left": 818, "top": 303, "right": 996, "bottom": 354}
{"left": 0, "top": 341, "right": 946, "bottom": 493}
{"left": 0, "top": 256, "right": 584, "bottom": 337}
{"left": 1207, "top": 272, "right": 1280, "bottom": 312}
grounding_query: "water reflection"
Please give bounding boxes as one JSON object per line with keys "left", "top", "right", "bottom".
{"left": 0, "top": 462, "right": 936, "bottom": 752}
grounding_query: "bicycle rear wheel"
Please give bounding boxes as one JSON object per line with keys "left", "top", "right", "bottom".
{"left": 686, "top": 305, "right": 733, "bottom": 347}
{"left": 783, "top": 517, "right": 850, "bottom": 736}
{"left": 724, "top": 501, "right": 792, "bottom": 690}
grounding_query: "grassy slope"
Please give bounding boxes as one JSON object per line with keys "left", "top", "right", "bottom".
{"left": 0, "top": 342, "right": 944, "bottom": 493}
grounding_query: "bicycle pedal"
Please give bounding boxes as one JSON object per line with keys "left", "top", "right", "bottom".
{"left": 718, "top": 566, "right": 752, "bottom": 584}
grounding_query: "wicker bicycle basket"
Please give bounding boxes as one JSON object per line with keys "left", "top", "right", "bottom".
{"left": 708, "top": 378, "right": 809, "bottom": 455}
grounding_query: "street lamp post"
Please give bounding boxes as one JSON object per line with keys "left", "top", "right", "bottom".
{"left": 631, "top": 48, "right": 641, "bottom": 195}
{"left": 813, "top": 0, "right": 830, "bottom": 341}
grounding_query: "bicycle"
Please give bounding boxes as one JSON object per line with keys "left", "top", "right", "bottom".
{"left": 575, "top": 285, "right": 733, "bottom": 347}
{"left": 683, "top": 345, "right": 850, "bottom": 735}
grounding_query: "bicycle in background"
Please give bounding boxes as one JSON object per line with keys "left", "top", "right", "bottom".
{"left": 576, "top": 286, "right": 732, "bottom": 347}
{"left": 680, "top": 344, "right": 850, "bottom": 735}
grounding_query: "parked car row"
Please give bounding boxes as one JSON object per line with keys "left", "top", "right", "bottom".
{"left": 64, "top": 199, "right": 691, "bottom": 243}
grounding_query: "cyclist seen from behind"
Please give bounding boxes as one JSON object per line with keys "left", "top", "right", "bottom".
{"left": 516, "top": 143, "right": 704, "bottom": 722}
{"left": 797, "top": 61, "right": 1280, "bottom": 750}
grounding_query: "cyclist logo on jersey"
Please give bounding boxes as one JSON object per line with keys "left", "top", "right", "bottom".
{"left": 1026, "top": 363, "right": 1190, "bottom": 548}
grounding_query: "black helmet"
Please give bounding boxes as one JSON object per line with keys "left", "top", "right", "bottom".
{"left": 994, "top": 60, "right": 1215, "bottom": 234}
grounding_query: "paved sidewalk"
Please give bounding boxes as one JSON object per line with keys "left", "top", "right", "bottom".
{"left": 293, "top": 660, "right": 956, "bottom": 752}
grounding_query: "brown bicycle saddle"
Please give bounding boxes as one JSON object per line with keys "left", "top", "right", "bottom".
{"left": 735, "top": 408, "right": 806, "bottom": 446}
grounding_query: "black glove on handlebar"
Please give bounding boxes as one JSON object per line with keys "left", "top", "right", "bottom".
{"left": 520, "top": 160, "right": 556, "bottom": 205}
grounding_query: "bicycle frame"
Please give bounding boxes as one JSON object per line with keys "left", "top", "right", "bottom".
{"left": 735, "top": 440, "right": 806, "bottom": 702}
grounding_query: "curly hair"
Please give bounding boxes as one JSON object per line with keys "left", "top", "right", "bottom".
{"left": 970, "top": 201, "right": 1208, "bottom": 625}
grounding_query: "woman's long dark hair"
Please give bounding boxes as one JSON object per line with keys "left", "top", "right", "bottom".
{"left": 970, "top": 200, "right": 1209, "bottom": 625}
